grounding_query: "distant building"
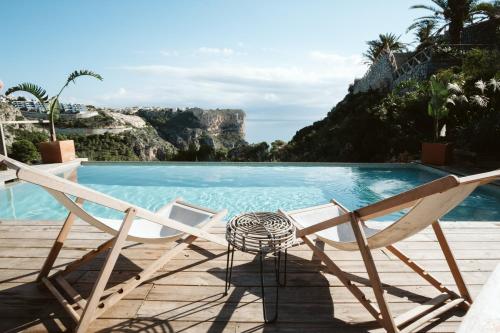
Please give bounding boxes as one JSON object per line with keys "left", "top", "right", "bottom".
{"left": 60, "top": 103, "right": 87, "bottom": 114}
{"left": 10, "top": 100, "right": 47, "bottom": 112}
{"left": 9, "top": 100, "right": 87, "bottom": 114}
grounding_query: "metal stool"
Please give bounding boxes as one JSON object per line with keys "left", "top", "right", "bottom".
{"left": 224, "top": 212, "right": 296, "bottom": 323}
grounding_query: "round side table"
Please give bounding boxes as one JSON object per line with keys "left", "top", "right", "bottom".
{"left": 224, "top": 212, "right": 296, "bottom": 323}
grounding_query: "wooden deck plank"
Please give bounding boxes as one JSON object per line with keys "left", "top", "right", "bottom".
{"left": 0, "top": 220, "right": 498, "bottom": 332}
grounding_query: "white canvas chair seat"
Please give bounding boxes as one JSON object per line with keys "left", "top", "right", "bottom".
{"left": 96, "top": 201, "right": 214, "bottom": 243}
{"left": 288, "top": 203, "right": 380, "bottom": 248}
{"left": 282, "top": 169, "right": 500, "bottom": 332}
{"left": 0, "top": 154, "right": 228, "bottom": 333}
{"left": 288, "top": 182, "right": 478, "bottom": 251}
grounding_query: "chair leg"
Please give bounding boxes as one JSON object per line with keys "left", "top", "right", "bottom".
{"left": 311, "top": 239, "right": 325, "bottom": 262}
{"left": 92, "top": 210, "right": 224, "bottom": 320}
{"left": 301, "top": 235, "right": 384, "bottom": 325}
{"left": 37, "top": 198, "right": 85, "bottom": 282}
{"left": 432, "top": 221, "right": 472, "bottom": 304}
{"left": 386, "top": 245, "right": 460, "bottom": 299}
{"left": 75, "top": 208, "right": 137, "bottom": 333}
{"left": 350, "top": 213, "right": 398, "bottom": 333}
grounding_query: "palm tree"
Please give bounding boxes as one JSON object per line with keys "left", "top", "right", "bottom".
{"left": 6, "top": 70, "right": 102, "bottom": 142}
{"left": 409, "top": 0, "right": 497, "bottom": 45}
{"left": 410, "top": 20, "right": 438, "bottom": 50}
{"left": 363, "top": 33, "right": 407, "bottom": 64}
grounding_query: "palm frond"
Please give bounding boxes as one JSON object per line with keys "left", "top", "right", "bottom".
{"left": 66, "top": 69, "right": 103, "bottom": 86}
{"left": 410, "top": 4, "right": 444, "bottom": 14}
{"left": 5, "top": 83, "right": 49, "bottom": 103}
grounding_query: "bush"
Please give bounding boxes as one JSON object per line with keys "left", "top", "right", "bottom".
{"left": 10, "top": 140, "right": 40, "bottom": 164}
{"left": 462, "top": 49, "right": 500, "bottom": 80}
{"left": 14, "top": 129, "right": 49, "bottom": 145}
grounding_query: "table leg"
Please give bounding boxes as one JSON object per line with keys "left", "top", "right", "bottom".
{"left": 274, "top": 249, "right": 288, "bottom": 287}
{"left": 260, "top": 251, "right": 279, "bottom": 323}
{"left": 224, "top": 243, "right": 234, "bottom": 296}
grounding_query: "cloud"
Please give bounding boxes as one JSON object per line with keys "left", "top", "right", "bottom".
{"left": 97, "top": 50, "right": 367, "bottom": 113}
{"left": 196, "top": 47, "right": 235, "bottom": 56}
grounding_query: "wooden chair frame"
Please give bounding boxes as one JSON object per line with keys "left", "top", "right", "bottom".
{"left": 0, "top": 155, "right": 227, "bottom": 333}
{"left": 281, "top": 169, "right": 500, "bottom": 333}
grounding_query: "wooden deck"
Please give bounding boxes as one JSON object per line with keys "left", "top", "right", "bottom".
{"left": 1, "top": 219, "right": 499, "bottom": 333}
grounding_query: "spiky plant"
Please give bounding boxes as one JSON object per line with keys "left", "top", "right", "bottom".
{"left": 488, "top": 78, "right": 500, "bottom": 92}
{"left": 428, "top": 72, "right": 466, "bottom": 141}
{"left": 475, "top": 79, "right": 487, "bottom": 93}
{"left": 6, "top": 70, "right": 102, "bottom": 141}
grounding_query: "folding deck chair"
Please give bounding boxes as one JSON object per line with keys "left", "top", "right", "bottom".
{"left": 0, "top": 155, "right": 227, "bottom": 333}
{"left": 280, "top": 170, "right": 500, "bottom": 333}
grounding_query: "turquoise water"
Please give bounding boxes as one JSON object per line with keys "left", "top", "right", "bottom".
{"left": 0, "top": 163, "right": 499, "bottom": 221}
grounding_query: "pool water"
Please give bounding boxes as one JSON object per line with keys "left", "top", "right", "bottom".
{"left": 1, "top": 163, "right": 499, "bottom": 221}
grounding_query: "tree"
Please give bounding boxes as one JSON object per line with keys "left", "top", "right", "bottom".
{"left": 409, "top": 0, "right": 496, "bottom": 45}
{"left": 363, "top": 33, "right": 407, "bottom": 64}
{"left": 6, "top": 70, "right": 102, "bottom": 142}
{"left": 270, "top": 140, "right": 286, "bottom": 161}
{"left": 409, "top": 20, "right": 438, "bottom": 50}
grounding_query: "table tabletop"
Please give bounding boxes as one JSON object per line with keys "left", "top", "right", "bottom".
{"left": 226, "top": 212, "right": 296, "bottom": 254}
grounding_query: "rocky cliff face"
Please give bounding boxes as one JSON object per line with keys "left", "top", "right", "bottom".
{"left": 2, "top": 101, "right": 246, "bottom": 161}
{"left": 138, "top": 108, "right": 246, "bottom": 150}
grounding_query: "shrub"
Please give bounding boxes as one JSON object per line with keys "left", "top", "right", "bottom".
{"left": 462, "top": 49, "right": 500, "bottom": 80}
{"left": 10, "top": 140, "right": 40, "bottom": 164}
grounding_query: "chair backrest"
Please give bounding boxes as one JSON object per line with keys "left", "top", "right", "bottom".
{"left": 0, "top": 154, "right": 227, "bottom": 245}
{"left": 365, "top": 181, "right": 479, "bottom": 248}
{"left": 296, "top": 169, "right": 500, "bottom": 249}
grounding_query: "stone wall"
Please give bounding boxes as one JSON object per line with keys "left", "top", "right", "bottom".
{"left": 393, "top": 61, "right": 431, "bottom": 87}
{"left": 352, "top": 19, "right": 498, "bottom": 95}
{"left": 352, "top": 50, "right": 397, "bottom": 94}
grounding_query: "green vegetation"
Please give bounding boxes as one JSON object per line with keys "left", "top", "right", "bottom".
{"left": 60, "top": 133, "right": 139, "bottom": 161}
{"left": 6, "top": 70, "right": 102, "bottom": 141}
{"left": 10, "top": 140, "right": 40, "bottom": 164}
{"left": 55, "top": 110, "right": 115, "bottom": 128}
{"left": 285, "top": 48, "right": 500, "bottom": 162}
{"left": 408, "top": 0, "right": 497, "bottom": 44}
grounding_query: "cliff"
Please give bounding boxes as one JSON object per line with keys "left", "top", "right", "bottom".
{"left": 138, "top": 108, "right": 246, "bottom": 150}
{"left": 2, "top": 102, "right": 247, "bottom": 161}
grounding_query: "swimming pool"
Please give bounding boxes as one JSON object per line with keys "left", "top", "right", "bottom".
{"left": 1, "top": 163, "right": 499, "bottom": 221}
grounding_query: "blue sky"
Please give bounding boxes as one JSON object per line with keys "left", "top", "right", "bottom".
{"left": 0, "top": 1, "right": 423, "bottom": 142}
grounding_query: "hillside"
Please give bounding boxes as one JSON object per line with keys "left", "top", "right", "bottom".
{"left": 0, "top": 105, "right": 248, "bottom": 162}
{"left": 284, "top": 48, "right": 500, "bottom": 164}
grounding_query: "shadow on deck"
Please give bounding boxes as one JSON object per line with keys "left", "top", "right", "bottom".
{"left": 1, "top": 221, "right": 497, "bottom": 332}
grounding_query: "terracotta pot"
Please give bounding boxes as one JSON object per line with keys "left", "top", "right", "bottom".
{"left": 421, "top": 142, "right": 453, "bottom": 166}
{"left": 38, "top": 140, "right": 76, "bottom": 164}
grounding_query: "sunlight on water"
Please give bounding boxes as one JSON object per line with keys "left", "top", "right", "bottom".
{"left": 1, "top": 164, "right": 499, "bottom": 221}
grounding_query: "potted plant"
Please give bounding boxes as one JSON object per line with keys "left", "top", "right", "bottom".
{"left": 6, "top": 70, "right": 102, "bottom": 163}
{"left": 421, "top": 73, "right": 463, "bottom": 165}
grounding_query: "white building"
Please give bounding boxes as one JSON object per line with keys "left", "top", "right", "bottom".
{"left": 60, "top": 103, "right": 87, "bottom": 114}
{"left": 10, "top": 100, "right": 47, "bottom": 112}
{"left": 10, "top": 100, "right": 87, "bottom": 114}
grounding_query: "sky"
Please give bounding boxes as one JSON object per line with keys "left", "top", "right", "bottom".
{"left": 0, "top": 1, "right": 424, "bottom": 143}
